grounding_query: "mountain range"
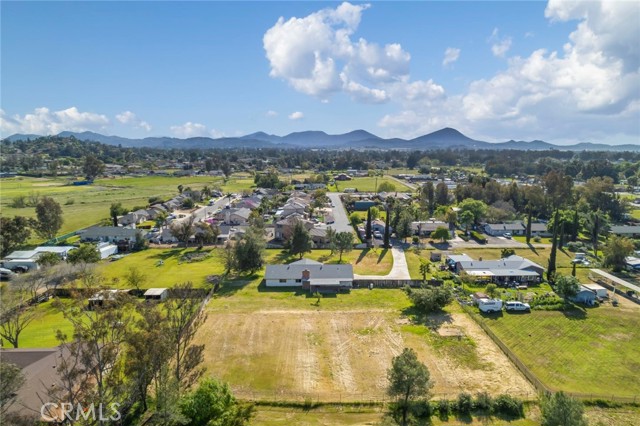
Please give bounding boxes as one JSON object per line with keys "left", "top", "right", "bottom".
{"left": 4, "top": 128, "right": 639, "bottom": 151}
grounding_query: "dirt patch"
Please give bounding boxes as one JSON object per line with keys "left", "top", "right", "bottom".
{"left": 196, "top": 308, "right": 536, "bottom": 401}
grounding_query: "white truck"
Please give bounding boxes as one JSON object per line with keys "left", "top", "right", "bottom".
{"left": 477, "top": 298, "right": 503, "bottom": 313}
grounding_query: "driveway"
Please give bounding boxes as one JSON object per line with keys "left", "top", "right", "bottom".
{"left": 326, "top": 192, "right": 354, "bottom": 234}
{"left": 354, "top": 246, "right": 411, "bottom": 280}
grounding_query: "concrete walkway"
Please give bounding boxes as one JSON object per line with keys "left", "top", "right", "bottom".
{"left": 354, "top": 247, "right": 411, "bottom": 280}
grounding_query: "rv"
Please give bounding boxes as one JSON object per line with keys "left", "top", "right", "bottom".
{"left": 477, "top": 298, "right": 503, "bottom": 313}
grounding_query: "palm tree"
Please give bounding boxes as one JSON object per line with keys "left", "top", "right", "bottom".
{"left": 584, "top": 210, "right": 609, "bottom": 259}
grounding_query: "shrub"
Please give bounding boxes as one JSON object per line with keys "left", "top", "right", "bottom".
{"left": 65, "top": 199, "right": 75, "bottom": 205}
{"left": 470, "top": 231, "right": 487, "bottom": 244}
{"left": 533, "top": 235, "right": 542, "bottom": 243}
{"left": 457, "top": 231, "right": 470, "bottom": 242}
{"left": 456, "top": 392, "right": 473, "bottom": 414}
{"left": 474, "top": 391, "right": 493, "bottom": 412}
{"left": 10, "top": 196, "right": 27, "bottom": 208}
{"left": 493, "top": 394, "right": 524, "bottom": 417}
{"left": 566, "top": 241, "right": 587, "bottom": 252}
{"left": 436, "top": 399, "right": 450, "bottom": 417}
{"left": 349, "top": 212, "right": 362, "bottom": 225}
{"left": 409, "top": 400, "right": 432, "bottom": 419}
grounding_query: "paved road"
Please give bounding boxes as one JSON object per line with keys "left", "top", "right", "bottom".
{"left": 354, "top": 247, "right": 411, "bottom": 280}
{"left": 326, "top": 193, "right": 354, "bottom": 234}
{"left": 389, "top": 175, "right": 417, "bottom": 191}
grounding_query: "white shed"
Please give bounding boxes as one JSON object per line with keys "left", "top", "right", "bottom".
{"left": 582, "top": 283, "right": 608, "bottom": 298}
{"left": 144, "top": 288, "right": 168, "bottom": 301}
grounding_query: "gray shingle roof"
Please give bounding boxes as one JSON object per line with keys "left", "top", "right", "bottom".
{"left": 265, "top": 259, "right": 353, "bottom": 280}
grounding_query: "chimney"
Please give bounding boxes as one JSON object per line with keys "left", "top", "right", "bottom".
{"left": 302, "top": 269, "right": 310, "bottom": 280}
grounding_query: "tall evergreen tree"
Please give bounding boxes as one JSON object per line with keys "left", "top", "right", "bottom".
{"left": 571, "top": 208, "right": 579, "bottom": 242}
{"left": 547, "top": 209, "right": 559, "bottom": 282}
{"left": 525, "top": 208, "right": 532, "bottom": 244}
{"left": 383, "top": 206, "right": 391, "bottom": 249}
{"left": 365, "top": 208, "right": 372, "bottom": 241}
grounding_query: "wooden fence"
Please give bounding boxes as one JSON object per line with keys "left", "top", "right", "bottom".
{"left": 353, "top": 279, "right": 443, "bottom": 288}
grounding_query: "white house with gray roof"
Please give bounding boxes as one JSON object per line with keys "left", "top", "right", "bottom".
{"left": 484, "top": 223, "right": 525, "bottom": 236}
{"left": 265, "top": 258, "right": 353, "bottom": 292}
{"left": 450, "top": 254, "right": 544, "bottom": 284}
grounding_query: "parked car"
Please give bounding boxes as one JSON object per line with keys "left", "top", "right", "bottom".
{"left": 0, "top": 267, "right": 15, "bottom": 281}
{"left": 504, "top": 232, "right": 512, "bottom": 239}
{"left": 505, "top": 301, "right": 531, "bottom": 311}
{"left": 373, "top": 231, "right": 382, "bottom": 239}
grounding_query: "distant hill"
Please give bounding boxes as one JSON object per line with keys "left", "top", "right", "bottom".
{"left": 4, "top": 128, "right": 639, "bottom": 151}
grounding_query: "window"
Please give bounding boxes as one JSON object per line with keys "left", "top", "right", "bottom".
{"left": 279, "top": 279, "right": 287, "bottom": 283}
{"left": 295, "top": 279, "right": 302, "bottom": 283}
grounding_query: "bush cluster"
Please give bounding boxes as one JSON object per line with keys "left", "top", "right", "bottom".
{"left": 530, "top": 293, "right": 564, "bottom": 310}
{"left": 429, "top": 393, "right": 524, "bottom": 419}
{"left": 470, "top": 231, "right": 487, "bottom": 244}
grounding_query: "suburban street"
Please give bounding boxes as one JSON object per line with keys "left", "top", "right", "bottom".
{"left": 326, "top": 192, "right": 354, "bottom": 234}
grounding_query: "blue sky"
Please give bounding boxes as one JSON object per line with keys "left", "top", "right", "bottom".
{"left": 1, "top": 1, "right": 638, "bottom": 145}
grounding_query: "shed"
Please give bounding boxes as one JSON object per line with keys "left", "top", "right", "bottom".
{"left": 571, "top": 285, "right": 597, "bottom": 306}
{"left": 582, "top": 283, "right": 608, "bottom": 298}
{"left": 144, "top": 288, "right": 168, "bottom": 301}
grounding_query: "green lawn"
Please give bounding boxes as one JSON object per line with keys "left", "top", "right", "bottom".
{"left": 1, "top": 300, "right": 73, "bottom": 348}
{"left": 478, "top": 305, "right": 640, "bottom": 398}
{"left": 405, "top": 247, "right": 435, "bottom": 280}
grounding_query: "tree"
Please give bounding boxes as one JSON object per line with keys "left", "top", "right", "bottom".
{"left": 459, "top": 210, "right": 474, "bottom": 234}
{"left": 378, "top": 181, "right": 396, "bottom": 193}
{"left": 164, "top": 282, "right": 207, "bottom": 391}
{"left": 334, "top": 232, "right": 354, "bottom": 262}
{"left": 223, "top": 243, "right": 236, "bottom": 274}
{"left": 584, "top": 210, "right": 609, "bottom": 259}
{"left": 349, "top": 212, "right": 362, "bottom": 226}
{"left": 501, "top": 248, "right": 515, "bottom": 258}
{"left": 485, "top": 283, "right": 498, "bottom": 299}
{"left": 421, "top": 182, "right": 435, "bottom": 214}
{"left": 170, "top": 216, "right": 196, "bottom": 245}
{"left": 383, "top": 206, "right": 391, "bottom": 248}
{"left": 178, "top": 184, "right": 184, "bottom": 194}
{"left": 432, "top": 227, "right": 450, "bottom": 243}
{"left": 369, "top": 206, "right": 380, "bottom": 221}
{"left": 543, "top": 170, "right": 573, "bottom": 209}
{"left": 419, "top": 259, "right": 430, "bottom": 281}
{"left": 0, "top": 362, "right": 25, "bottom": 416}
{"left": 124, "top": 266, "right": 147, "bottom": 292}
{"left": 179, "top": 377, "right": 253, "bottom": 426}
{"left": 365, "top": 208, "right": 372, "bottom": 241}
{"left": 547, "top": 210, "right": 560, "bottom": 282}
{"left": 603, "top": 236, "right": 634, "bottom": 272}
{"left": 540, "top": 392, "right": 588, "bottom": 426}
{"left": 554, "top": 275, "right": 580, "bottom": 304}
{"left": 82, "top": 154, "right": 105, "bottom": 180}
{"left": 396, "top": 211, "right": 413, "bottom": 243}
{"left": 110, "top": 202, "right": 126, "bottom": 227}
{"left": 194, "top": 222, "right": 217, "bottom": 248}
{"left": 234, "top": 226, "right": 265, "bottom": 273}
{"left": 289, "top": 220, "right": 313, "bottom": 259}
{"left": 458, "top": 198, "right": 487, "bottom": 225}
{"left": 525, "top": 209, "right": 532, "bottom": 244}
{"left": 387, "top": 348, "right": 432, "bottom": 426}
{"left": 0, "top": 216, "right": 31, "bottom": 257}
{"left": 36, "top": 251, "right": 62, "bottom": 268}
{"left": 67, "top": 243, "right": 101, "bottom": 265}
{"left": 0, "top": 288, "right": 39, "bottom": 348}
{"left": 435, "top": 182, "right": 449, "bottom": 207}
{"left": 405, "top": 286, "right": 452, "bottom": 313}
{"left": 155, "top": 210, "right": 169, "bottom": 229}
{"left": 34, "top": 196, "right": 64, "bottom": 240}
{"left": 221, "top": 162, "right": 232, "bottom": 179}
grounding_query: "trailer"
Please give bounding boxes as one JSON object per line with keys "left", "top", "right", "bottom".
{"left": 477, "top": 298, "right": 503, "bottom": 313}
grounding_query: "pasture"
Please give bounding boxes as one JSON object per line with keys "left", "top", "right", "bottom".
{"left": 331, "top": 176, "right": 412, "bottom": 193}
{"left": 480, "top": 298, "right": 640, "bottom": 398}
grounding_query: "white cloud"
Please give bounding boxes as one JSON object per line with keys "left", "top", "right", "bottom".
{"left": 170, "top": 122, "right": 209, "bottom": 138}
{"left": 115, "top": 110, "right": 152, "bottom": 132}
{"left": 442, "top": 47, "right": 460, "bottom": 66}
{"left": 288, "top": 111, "right": 304, "bottom": 120}
{"left": 265, "top": 110, "right": 278, "bottom": 117}
{"left": 489, "top": 28, "right": 512, "bottom": 58}
{"left": 263, "top": 2, "right": 415, "bottom": 104}
{"left": 0, "top": 107, "right": 109, "bottom": 136}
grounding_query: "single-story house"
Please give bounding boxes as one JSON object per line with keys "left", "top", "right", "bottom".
{"left": 335, "top": 173, "right": 352, "bottom": 181}
{"left": 118, "top": 209, "right": 151, "bottom": 226}
{"left": 144, "top": 288, "right": 168, "bottom": 301}
{"left": 265, "top": 258, "right": 353, "bottom": 293}
{"left": 571, "top": 285, "right": 597, "bottom": 306}
{"left": 610, "top": 225, "right": 640, "bottom": 238}
{"left": 529, "top": 223, "right": 551, "bottom": 237}
{"left": 309, "top": 227, "right": 330, "bottom": 246}
{"left": 412, "top": 221, "right": 447, "bottom": 236}
{"left": 372, "top": 219, "right": 388, "bottom": 234}
{"left": 0, "top": 250, "right": 43, "bottom": 271}
{"left": 450, "top": 254, "right": 544, "bottom": 284}
{"left": 484, "top": 223, "right": 525, "bottom": 236}
{"left": 80, "top": 226, "right": 143, "bottom": 246}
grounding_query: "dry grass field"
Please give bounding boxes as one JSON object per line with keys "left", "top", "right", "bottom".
{"left": 195, "top": 288, "right": 535, "bottom": 402}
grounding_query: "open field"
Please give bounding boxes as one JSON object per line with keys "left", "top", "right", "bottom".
{"left": 196, "top": 287, "right": 536, "bottom": 402}
{"left": 479, "top": 297, "right": 640, "bottom": 398}
{"left": 332, "top": 176, "right": 413, "bottom": 193}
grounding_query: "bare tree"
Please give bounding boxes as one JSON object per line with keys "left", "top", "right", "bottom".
{"left": 0, "top": 288, "right": 40, "bottom": 348}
